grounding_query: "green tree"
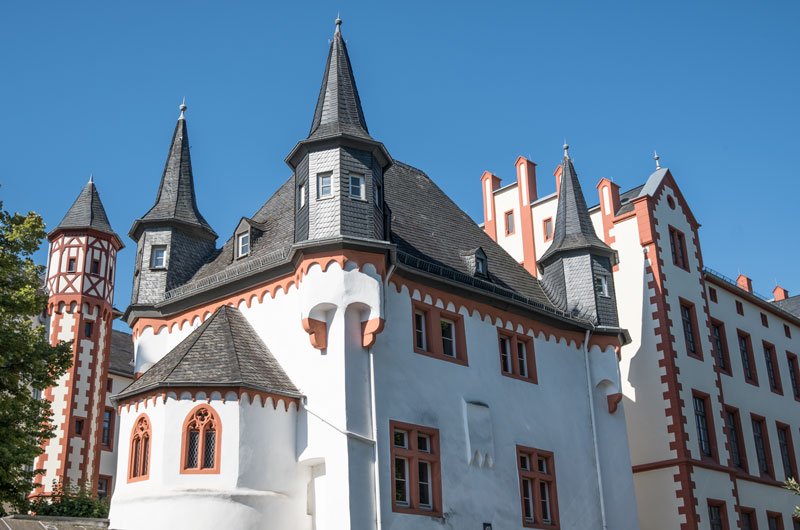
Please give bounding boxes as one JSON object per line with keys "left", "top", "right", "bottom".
{"left": 0, "top": 202, "right": 72, "bottom": 514}
{"left": 786, "top": 478, "right": 800, "bottom": 517}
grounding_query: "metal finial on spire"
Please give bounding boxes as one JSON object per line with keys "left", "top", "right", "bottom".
{"left": 179, "top": 97, "right": 187, "bottom": 120}
{"left": 88, "top": 172, "right": 94, "bottom": 184}
{"left": 654, "top": 150, "right": 661, "bottom": 170}
{"left": 563, "top": 141, "right": 570, "bottom": 158}
{"left": 335, "top": 14, "right": 342, "bottom": 33}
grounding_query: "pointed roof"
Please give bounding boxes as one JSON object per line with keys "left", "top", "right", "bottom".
{"left": 307, "top": 18, "right": 371, "bottom": 141}
{"left": 130, "top": 105, "right": 217, "bottom": 240}
{"left": 117, "top": 305, "right": 300, "bottom": 400}
{"left": 52, "top": 178, "right": 121, "bottom": 242}
{"left": 539, "top": 147, "right": 613, "bottom": 265}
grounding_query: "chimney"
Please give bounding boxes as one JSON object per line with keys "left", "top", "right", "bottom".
{"left": 481, "top": 171, "right": 502, "bottom": 241}
{"left": 516, "top": 157, "right": 538, "bottom": 276}
{"left": 553, "top": 164, "right": 563, "bottom": 197}
{"left": 596, "top": 178, "right": 621, "bottom": 249}
{"left": 736, "top": 274, "right": 753, "bottom": 293}
{"left": 773, "top": 285, "right": 790, "bottom": 302}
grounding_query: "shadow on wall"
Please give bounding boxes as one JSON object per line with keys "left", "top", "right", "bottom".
{"left": 625, "top": 261, "right": 661, "bottom": 405}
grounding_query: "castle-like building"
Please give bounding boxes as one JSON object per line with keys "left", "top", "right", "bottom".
{"left": 35, "top": 18, "right": 798, "bottom": 530}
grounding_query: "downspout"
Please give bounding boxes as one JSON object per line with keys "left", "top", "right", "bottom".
{"left": 583, "top": 328, "right": 608, "bottom": 530}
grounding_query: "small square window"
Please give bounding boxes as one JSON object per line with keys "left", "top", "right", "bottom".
{"left": 349, "top": 174, "right": 365, "bottom": 199}
{"left": 440, "top": 319, "right": 455, "bottom": 357}
{"left": 237, "top": 232, "right": 250, "bottom": 257}
{"left": 735, "top": 300, "right": 744, "bottom": 316}
{"left": 394, "top": 429, "right": 408, "bottom": 448}
{"left": 106, "top": 378, "right": 113, "bottom": 393}
{"left": 318, "top": 173, "right": 332, "bottom": 198}
{"left": 97, "top": 477, "right": 109, "bottom": 499}
{"left": 785, "top": 324, "right": 792, "bottom": 339}
{"left": 91, "top": 259, "right": 100, "bottom": 275}
{"left": 595, "top": 275, "right": 610, "bottom": 297}
{"left": 67, "top": 258, "right": 77, "bottom": 272}
{"left": 299, "top": 183, "right": 306, "bottom": 208}
{"left": 709, "top": 287, "right": 718, "bottom": 303}
{"left": 505, "top": 211, "right": 515, "bottom": 235}
{"left": 417, "top": 434, "right": 431, "bottom": 453}
{"left": 84, "top": 322, "right": 93, "bottom": 338}
{"left": 543, "top": 218, "right": 554, "bottom": 241}
{"left": 761, "top": 313, "right": 769, "bottom": 327}
{"left": 150, "top": 246, "right": 167, "bottom": 269}
{"left": 75, "top": 419, "right": 84, "bottom": 435}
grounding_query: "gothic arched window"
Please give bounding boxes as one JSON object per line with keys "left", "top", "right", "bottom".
{"left": 128, "top": 414, "right": 151, "bottom": 482}
{"left": 181, "top": 405, "right": 221, "bottom": 474}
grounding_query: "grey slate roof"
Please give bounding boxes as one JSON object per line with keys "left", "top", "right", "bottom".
{"left": 308, "top": 21, "right": 371, "bottom": 141}
{"left": 539, "top": 155, "right": 613, "bottom": 265}
{"left": 589, "top": 184, "right": 645, "bottom": 216}
{"left": 130, "top": 114, "right": 217, "bottom": 239}
{"left": 117, "top": 305, "right": 300, "bottom": 400}
{"left": 774, "top": 295, "right": 800, "bottom": 319}
{"left": 54, "top": 180, "right": 119, "bottom": 239}
{"left": 109, "top": 330, "right": 134, "bottom": 377}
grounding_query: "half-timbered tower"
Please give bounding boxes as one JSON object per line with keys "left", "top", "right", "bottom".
{"left": 37, "top": 177, "right": 124, "bottom": 493}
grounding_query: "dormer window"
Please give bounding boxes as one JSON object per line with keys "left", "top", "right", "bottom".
{"left": 595, "top": 275, "right": 610, "bottom": 297}
{"left": 318, "top": 172, "right": 332, "bottom": 198}
{"left": 349, "top": 173, "right": 365, "bottom": 199}
{"left": 475, "top": 255, "right": 487, "bottom": 276}
{"left": 237, "top": 232, "right": 250, "bottom": 258}
{"left": 150, "top": 246, "right": 167, "bottom": 269}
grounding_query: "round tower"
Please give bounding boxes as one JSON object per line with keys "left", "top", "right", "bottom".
{"left": 35, "top": 177, "right": 123, "bottom": 495}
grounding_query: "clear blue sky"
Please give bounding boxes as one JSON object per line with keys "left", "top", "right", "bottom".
{"left": 2, "top": 1, "right": 798, "bottom": 322}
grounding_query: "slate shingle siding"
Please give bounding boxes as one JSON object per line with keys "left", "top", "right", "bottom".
{"left": 294, "top": 155, "right": 309, "bottom": 242}
{"left": 339, "top": 147, "right": 377, "bottom": 239}
{"left": 308, "top": 149, "right": 341, "bottom": 240}
{"left": 564, "top": 253, "right": 596, "bottom": 321}
{"left": 592, "top": 255, "right": 619, "bottom": 326}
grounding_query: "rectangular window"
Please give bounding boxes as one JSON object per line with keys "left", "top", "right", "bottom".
{"left": 740, "top": 508, "right": 756, "bottom": 530}
{"left": 498, "top": 330, "right": 537, "bottom": 383}
{"left": 738, "top": 331, "right": 758, "bottom": 385}
{"left": 788, "top": 352, "right": 800, "bottom": 401}
{"left": 764, "top": 342, "right": 782, "bottom": 394}
{"left": 348, "top": 173, "right": 365, "bottom": 199}
{"left": 752, "top": 415, "right": 774, "bottom": 478}
{"left": 777, "top": 423, "right": 797, "bottom": 480}
{"left": 91, "top": 259, "right": 100, "bottom": 275}
{"left": 736, "top": 300, "right": 744, "bottom": 316}
{"left": 440, "top": 319, "right": 455, "bottom": 357}
{"left": 595, "top": 275, "right": 610, "bottom": 297}
{"left": 724, "top": 407, "right": 747, "bottom": 472}
{"left": 75, "top": 418, "right": 84, "bottom": 436}
{"left": 411, "top": 303, "right": 467, "bottom": 365}
{"left": 413, "top": 311, "right": 427, "bottom": 351}
{"left": 499, "top": 335, "right": 512, "bottom": 374}
{"left": 102, "top": 408, "right": 114, "bottom": 450}
{"left": 767, "top": 512, "right": 784, "bottom": 530}
{"left": 785, "top": 324, "right": 792, "bottom": 339}
{"left": 373, "top": 180, "right": 382, "bottom": 208}
{"left": 475, "top": 256, "right": 487, "bottom": 276}
{"left": 505, "top": 210, "right": 515, "bottom": 235}
{"left": 299, "top": 183, "right": 306, "bottom": 208}
{"left": 67, "top": 257, "right": 77, "bottom": 272}
{"left": 317, "top": 172, "right": 332, "bottom": 198}
{"left": 97, "top": 476, "right": 110, "bottom": 499}
{"left": 84, "top": 322, "right": 93, "bottom": 338}
{"left": 681, "top": 300, "right": 701, "bottom": 359}
{"left": 237, "top": 232, "right": 250, "bottom": 257}
{"left": 150, "top": 245, "right": 167, "bottom": 269}
{"left": 761, "top": 313, "right": 769, "bottom": 327}
{"left": 709, "top": 287, "right": 718, "bottom": 303}
{"left": 517, "top": 446, "right": 559, "bottom": 528}
{"left": 711, "top": 320, "right": 730, "bottom": 374}
{"left": 543, "top": 218, "right": 554, "bottom": 242}
{"left": 693, "top": 392, "right": 715, "bottom": 459}
{"left": 669, "top": 226, "right": 689, "bottom": 270}
{"left": 106, "top": 378, "right": 113, "bottom": 393}
{"left": 390, "top": 421, "right": 441, "bottom": 516}
{"left": 707, "top": 500, "right": 728, "bottom": 530}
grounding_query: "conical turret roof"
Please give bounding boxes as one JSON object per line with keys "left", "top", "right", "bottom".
{"left": 52, "top": 178, "right": 120, "bottom": 243}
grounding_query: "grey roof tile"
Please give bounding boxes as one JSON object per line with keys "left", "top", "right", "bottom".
{"left": 109, "top": 330, "right": 134, "bottom": 377}
{"left": 54, "top": 180, "right": 119, "bottom": 239}
{"left": 774, "top": 295, "right": 800, "bottom": 319}
{"left": 118, "top": 305, "right": 300, "bottom": 400}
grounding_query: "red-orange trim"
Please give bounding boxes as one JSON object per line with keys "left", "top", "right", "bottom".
{"left": 504, "top": 209, "right": 516, "bottom": 235}
{"left": 302, "top": 318, "right": 328, "bottom": 350}
{"left": 517, "top": 445, "right": 560, "bottom": 529}
{"left": 542, "top": 217, "right": 554, "bottom": 243}
{"left": 706, "top": 499, "right": 730, "bottom": 530}
{"left": 362, "top": 318, "right": 385, "bottom": 348}
{"left": 607, "top": 393, "right": 623, "bottom": 414}
{"left": 480, "top": 170, "right": 502, "bottom": 241}
{"left": 497, "top": 328, "right": 537, "bottom": 384}
{"left": 180, "top": 404, "right": 222, "bottom": 475}
{"left": 516, "top": 157, "right": 538, "bottom": 276}
{"left": 411, "top": 301, "right": 468, "bottom": 366}
{"left": 127, "top": 413, "right": 151, "bottom": 483}
{"left": 776, "top": 421, "right": 798, "bottom": 480}
{"left": 767, "top": 511, "right": 785, "bottom": 530}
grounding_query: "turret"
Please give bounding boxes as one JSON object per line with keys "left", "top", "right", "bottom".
{"left": 36, "top": 177, "right": 123, "bottom": 494}
{"left": 129, "top": 102, "right": 217, "bottom": 307}
{"left": 538, "top": 144, "right": 620, "bottom": 326}
{"left": 286, "top": 18, "right": 392, "bottom": 243}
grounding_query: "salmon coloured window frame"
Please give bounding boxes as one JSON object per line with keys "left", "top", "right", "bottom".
{"left": 786, "top": 352, "right": 800, "bottom": 402}
{"left": 706, "top": 499, "right": 730, "bottom": 530}
{"left": 497, "top": 329, "right": 537, "bottom": 384}
{"left": 128, "top": 413, "right": 151, "bottom": 483}
{"left": 679, "top": 298, "right": 703, "bottom": 360}
{"left": 517, "top": 445, "right": 560, "bottom": 529}
{"left": 505, "top": 210, "right": 515, "bottom": 235}
{"left": 542, "top": 218, "right": 554, "bottom": 242}
{"left": 710, "top": 319, "right": 731, "bottom": 376}
{"left": 692, "top": 390, "right": 718, "bottom": 463}
{"left": 737, "top": 330, "right": 758, "bottom": 386}
{"left": 390, "top": 420, "right": 442, "bottom": 517}
{"left": 763, "top": 341, "right": 783, "bottom": 395}
{"left": 180, "top": 404, "right": 222, "bottom": 474}
{"left": 668, "top": 225, "right": 690, "bottom": 271}
{"left": 411, "top": 301, "right": 468, "bottom": 366}
{"left": 101, "top": 407, "right": 115, "bottom": 452}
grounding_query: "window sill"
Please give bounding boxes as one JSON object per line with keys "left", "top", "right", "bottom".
{"left": 502, "top": 371, "right": 538, "bottom": 385}
{"left": 686, "top": 352, "right": 704, "bottom": 362}
{"left": 180, "top": 468, "right": 221, "bottom": 475}
{"left": 769, "top": 388, "right": 784, "bottom": 396}
{"left": 149, "top": 267, "right": 167, "bottom": 271}
{"left": 392, "top": 505, "right": 443, "bottom": 518}
{"left": 413, "top": 347, "right": 468, "bottom": 367}
{"left": 317, "top": 195, "right": 334, "bottom": 201}
{"left": 348, "top": 195, "right": 368, "bottom": 203}
{"left": 745, "top": 379, "right": 760, "bottom": 388}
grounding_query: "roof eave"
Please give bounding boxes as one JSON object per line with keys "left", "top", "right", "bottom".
{"left": 285, "top": 134, "right": 393, "bottom": 170}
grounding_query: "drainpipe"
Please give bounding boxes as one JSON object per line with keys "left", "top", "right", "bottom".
{"left": 583, "top": 328, "right": 608, "bottom": 530}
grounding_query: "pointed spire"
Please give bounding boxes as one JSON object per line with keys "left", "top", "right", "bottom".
{"left": 307, "top": 16, "right": 371, "bottom": 140}
{"left": 539, "top": 144, "right": 612, "bottom": 265}
{"left": 54, "top": 178, "right": 120, "bottom": 242}
{"left": 130, "top": 103, "right": 217, "bottom": 240}
{"left": 653, "top": 150, "right": 661, "bottom": 170}
{"left": 88, "top": 172, "right": 94, "bottom": 184}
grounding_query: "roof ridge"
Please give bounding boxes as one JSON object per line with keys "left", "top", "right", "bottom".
{"left": 223, "top": 307, "right": 245, "bottom": 383}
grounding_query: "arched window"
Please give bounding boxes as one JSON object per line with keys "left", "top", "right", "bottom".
{"left": 128, "top": 414, "right": 151, "bottom": 482}
{"left": 181, "top": 405, "right": 221, "bottom": 474}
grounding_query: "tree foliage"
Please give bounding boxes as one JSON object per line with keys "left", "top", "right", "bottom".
{"left": 29, "top": 481, "right": 109, "bottom": 518}
{"left": 0, "top": 202, "right": 72, "bottom": 513}
{"left": 785, "top": 478, "right": 800, "bottom": 517}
